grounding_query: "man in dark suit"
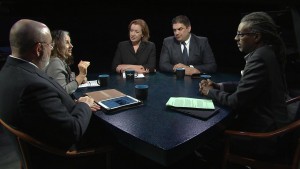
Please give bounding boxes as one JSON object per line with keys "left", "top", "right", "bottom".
{"left": 200, "top": 12, "right": 290, "bottom": 132}
{"left": 159, "top": 15, "right": 217, "bottom": 75}
{"left": 0, "top": 19, "right": 103, "bottom": 168}
{"left": 197, "top": 12, "right": 292, "bottom": 168}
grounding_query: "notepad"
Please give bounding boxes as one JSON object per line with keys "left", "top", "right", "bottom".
{"left": 170, "top": 107, "right": 220, "bottom": 120}
{"left": 166, "top": 97, "right": 218, "bottom": 120}
{"left": 166, "top": 97, "right": 215, "bottom": 110}
{"left": 78, "top": 80, "right": 100, "bottom": 88}
{"left": 86, "top": 89, "right": 125, "bottom": 102}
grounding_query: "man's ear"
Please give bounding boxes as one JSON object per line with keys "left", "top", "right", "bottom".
{"left": 33, "top": 43, "right": 42, "bottom": 57}
{"left": 187, "top": 26, "right": 191, "bottom": 32}
{"left": 254, "top": 33, "right": 262, "bottom": 43}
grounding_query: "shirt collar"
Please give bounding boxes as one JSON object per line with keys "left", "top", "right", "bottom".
{"left": 183, "top": 34, "right": 191, "bottom": 46}
{"left": 9, "top": 55, "right": 38, "bottom": 68}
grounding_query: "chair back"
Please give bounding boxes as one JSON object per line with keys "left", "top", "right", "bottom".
{"left": 0, "top": 118, "right": 114, "bottom": 169}
{"left": 287, "top": 96, "right": 300, "bottom": 121}
{"left": 222, "top": 96, "right": 300, "bottom": 169}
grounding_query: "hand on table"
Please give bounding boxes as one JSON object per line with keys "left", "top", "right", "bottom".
{"left": 77, "top": 96, "right": 101, "bottom": 112}
{"left": 173, "top": 63, "right": 200, "bottom": 75}
{"left": 199, "top": 79, "right": 214, "bottom": 95}
{"left": 117, "top": 64, "right": 149, "bottom": 74}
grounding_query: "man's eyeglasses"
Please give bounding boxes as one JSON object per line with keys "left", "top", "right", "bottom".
{"left": 36, "top": 42, "right": 54, "bottom": 49}
{"left": 236, "top": 32, "right": 257, "bottom": 38}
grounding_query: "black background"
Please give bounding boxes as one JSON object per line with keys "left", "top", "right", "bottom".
{"left": 1, "top": 0, "right": 299, "bottom": 77}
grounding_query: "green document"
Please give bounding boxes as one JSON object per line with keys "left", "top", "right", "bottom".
{"left": 166, "top": 97, "right": 215, "bottom": 109}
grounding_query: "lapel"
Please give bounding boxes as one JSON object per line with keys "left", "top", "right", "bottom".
{"left": 127, "top": 41, "right": 146, "bottom": 62}
{"left": 188, "top": 34, "right": 197, "bottom": 64}
{"left": 174, "top": 39, "right": 184, "bottom": 63}
{"left": 127, "top": 41, "right": 135, "bottom": 55}
{"left": 137, "top": 41, "right": 146, "bottom": 56}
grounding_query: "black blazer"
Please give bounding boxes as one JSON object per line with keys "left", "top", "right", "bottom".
{"left": 208, "top": 46, "right": 290, "bottom": 132}
{"left": 159, "top": 34, "right": 217, "bottom": 73}
{"left": 111, "top": 40, "right": 156, "bottom": 71}
{"left": 0, "top": 57, "right": 92, "bottom": 149}
{"left": 0, "top": 57, "right": 96, "bottom": 168}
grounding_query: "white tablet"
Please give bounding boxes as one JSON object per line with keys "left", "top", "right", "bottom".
{"left": 98, "top": 95, "right": 142, "bottom": 111}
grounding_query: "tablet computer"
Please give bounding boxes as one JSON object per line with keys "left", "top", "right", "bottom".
{"left": 98, "top": 95, "right": 142, "bottom": 111}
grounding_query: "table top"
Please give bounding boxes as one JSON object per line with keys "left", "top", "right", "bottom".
{"left": 76, "top": 72, "right": 240, "bottom": 166}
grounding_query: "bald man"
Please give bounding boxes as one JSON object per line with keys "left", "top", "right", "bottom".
{"left": 0, "top": 19, "right": 106, "bottom": 168}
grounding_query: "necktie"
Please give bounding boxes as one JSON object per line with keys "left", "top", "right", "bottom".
{"left": 182, "top": 42, "right": 188, "bottom": 64}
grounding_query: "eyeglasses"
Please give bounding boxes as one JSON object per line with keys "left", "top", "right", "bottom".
{"left": 236, "top": 32, "right": 257, "bottom": 38}
{"left": 37, "top": 42, "right": 54, "bottom": 49}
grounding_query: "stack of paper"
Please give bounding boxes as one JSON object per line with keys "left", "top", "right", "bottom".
{"left": 78, "top": 80, "right": 100, "bottom": 88}
{"left": 166, "top": 97, "right": 215, "bottom": 109}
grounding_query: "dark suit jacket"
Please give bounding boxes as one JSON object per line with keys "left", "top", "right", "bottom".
{"left": 159, "top": 34, "right": 217, "bottom": 73}
{"left": 208, "top": 46, "right": 290, "bottom": 132}
{"left": 112, "top": 40, "right": 156, "bottom": 71}
{"left": 0, "top": 57, "right": 93, "bottom": 168}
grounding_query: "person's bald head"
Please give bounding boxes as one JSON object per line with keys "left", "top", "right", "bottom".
{"left": 9, "top": 19, "right": 51, "bottom": 57}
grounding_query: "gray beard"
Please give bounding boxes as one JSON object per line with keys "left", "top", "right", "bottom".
{"left": 40, "top": 56, "right": 50, "bottom": 70}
